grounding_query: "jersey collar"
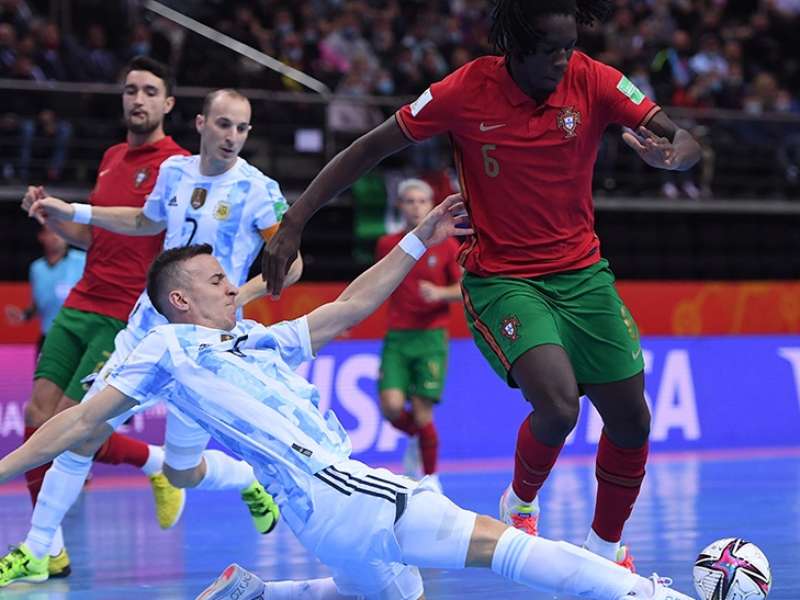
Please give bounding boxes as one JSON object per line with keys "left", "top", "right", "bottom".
{"left": 125, "top": 135, "right": 175, "bottom": 157}
{"left": 497, "top": 57, "right": 572, "bottom": 109}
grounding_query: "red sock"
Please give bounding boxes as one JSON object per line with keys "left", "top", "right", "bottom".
{"left": 592, "top": 432, "right": 648, "bottom": 543}
{"left": 389, "top": 410, "right": 419, "bottom": 436}
{"left": 513, "top": 413, "right": 563, "bottom": 502}
{"left": 93, "top": 432, "right": 149, "bottom": 468}
{"left": 418, "top": 422, "right": 439, "bottom": 475}
{"left": 23, "top": 426, "right": 50, "bottom": 505}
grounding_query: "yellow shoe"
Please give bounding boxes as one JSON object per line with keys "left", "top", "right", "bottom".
{"left": 241, "top": 481, "right": 279, "bottom": 534}
{"left": 0, "top": 544, "right": 48, "bottom": 587}
{"left": 149, "top": 472, "right": 186, "bottom": 529}
{"left": 47, "top": 548, "right": 71, "bottom": 578}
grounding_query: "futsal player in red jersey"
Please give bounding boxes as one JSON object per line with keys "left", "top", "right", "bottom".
{"left": 376, "top": 178, "right": 462, "bottom": 492}
{"left": 263, "top": 0, "right": 700, "bottom": 571}
{"left": 16, "top": 56, "right": 189, "bottom": 576}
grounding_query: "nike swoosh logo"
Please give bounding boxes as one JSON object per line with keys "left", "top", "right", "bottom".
{"left": 480, "top": 122, "right": 506, "bottom": 132}
{"left": 98, "top": 169, "right": 110, "bottom": 177}
{"left": 632, "top": 347, "right": 642, "bottom": 360}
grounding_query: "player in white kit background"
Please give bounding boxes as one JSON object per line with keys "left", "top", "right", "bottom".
{"left": 10, "top": 89, "right": 303, "bottom": 583}
{"left": 1, "top": 195, "right": 694, "bottom": 600}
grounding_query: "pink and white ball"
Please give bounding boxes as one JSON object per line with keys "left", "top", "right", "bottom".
{"left": 693, "top": 538, "right": 772, "bottom": 600}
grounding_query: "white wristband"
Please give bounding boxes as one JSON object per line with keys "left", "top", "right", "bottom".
{"left": 71, "top": 203, "right": 92, "bottom": 225}
{"left": 398, "top": 232, "right": 427, "bottom": 260}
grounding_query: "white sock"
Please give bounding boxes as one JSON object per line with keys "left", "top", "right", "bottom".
{"left": 25, "top": 452, "right": 92, "bottom": 559}
{"left": 490, "top": 527, "right": 638, "bottom": 600}
{"left": 503, "top": 484, "right": 534, "bottom": 508}
{"left": 585, "top": 527, "right": 622, "bottom": 561}
{"left": 140, "top": 445, "right": 164, "bottom": 476}
{"left": 48, "top": 526, "right": 64, "bottom": 557}
{"left": 194, "top": 450, "right": 256, "bottom": 492}
{"left": 266, "top": 577, "right": 351, "bottom": 599}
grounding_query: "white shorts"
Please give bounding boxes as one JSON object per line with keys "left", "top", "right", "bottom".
{"left": 279, "top": 459, "right": 476, "bottom": 600}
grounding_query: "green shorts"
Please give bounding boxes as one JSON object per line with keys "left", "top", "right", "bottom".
{"left": 34, "top": 307, "right": 126, "bottom": 401}
{"left": 461, "top": 259, "right": 644, "bottom": 387}
{"left": 378, "top": 328, "right": 449, "bottom": 402}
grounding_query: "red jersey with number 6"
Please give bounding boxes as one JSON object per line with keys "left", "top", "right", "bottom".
{"left": 396, "top": 51, "right": 659, "bottom": 278}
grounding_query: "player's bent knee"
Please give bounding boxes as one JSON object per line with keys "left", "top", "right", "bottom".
{"left": 26, "top": 379, "right": 65, "bottom": 426}
{"left": 539, "top": 398, "right": 579, "bottom": 438}
{"left": 380, "top": 390, "right": 406, "bottom": 420}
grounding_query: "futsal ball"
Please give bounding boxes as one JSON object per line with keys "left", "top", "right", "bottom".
{"left": 693, "top": 538, "right": 772, "bottom": 600}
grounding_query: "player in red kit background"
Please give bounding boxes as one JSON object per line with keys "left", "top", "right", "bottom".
{"left": 376, "top": 179, "right": 462, "bottom": 492}
{"left": 263, "top": 0, "right": 701, "bottom": 572}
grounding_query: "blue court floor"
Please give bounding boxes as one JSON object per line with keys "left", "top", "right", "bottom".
{"left": 1, "top": 452, "right": 797, "bottom": 599}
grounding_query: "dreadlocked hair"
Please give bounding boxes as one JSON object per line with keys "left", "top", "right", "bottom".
{"left": 489, "top": 0, "right": 613, "bottom": 57}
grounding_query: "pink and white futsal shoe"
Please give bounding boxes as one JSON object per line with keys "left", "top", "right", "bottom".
{"left": 195, "top": 564, "right": 265, "bottom": 600}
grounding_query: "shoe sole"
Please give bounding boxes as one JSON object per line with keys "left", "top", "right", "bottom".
{"left": 258, "top": 513, "right": 278, "bottom": 535}
{"left": 160, "top": 490, "right": 186, "bottom": 530}
{"left": 0, "top": 574, "right": 49, "bottom": 587}
{"left": 49, "top": 564, "right": 72, "bottom": 578}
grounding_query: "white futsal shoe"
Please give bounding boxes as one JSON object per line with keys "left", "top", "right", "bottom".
{"left": 621, "top": 574, "right": 697, "bottom": 600}
{"left": 196, "top": 564, "right": 265, "bottom": 600}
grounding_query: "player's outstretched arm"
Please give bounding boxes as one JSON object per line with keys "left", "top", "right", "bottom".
{"left": 22, "top": 186, "right": 92, "bottom": 249}
{"left": 0, "top": 387, "right": 137, "bottom": 484}
{"left": 263, "top": 116, "right": 412, "bottom": 297}
{"left": 29, "top": 197, "right": 165, "bottom": 236}
{"left": 236, "top": 252, "right": 304, "bottom": 308}
{"left": 307, "top": 195, "right": 471, "bottom": 353}
{"left": 622, "top": 110, "right": 701, "bottom": 172}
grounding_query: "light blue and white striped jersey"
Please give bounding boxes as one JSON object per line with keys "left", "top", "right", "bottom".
{"left": 124, "top": 155, "right": 288, "bottom": 344}
{"left": 107, "top": 317, "right": 351, "bottom": 522}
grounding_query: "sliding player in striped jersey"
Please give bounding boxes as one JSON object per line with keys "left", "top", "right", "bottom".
{"left": 0, "top": 198, "right": 694, "bottom": 600}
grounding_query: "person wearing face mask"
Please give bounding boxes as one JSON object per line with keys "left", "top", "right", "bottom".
{"left": 263, "top": 0, "right": 701, "bottom": 573}
{"left": 2, "top": 88, "right": 303, "bottom": 588}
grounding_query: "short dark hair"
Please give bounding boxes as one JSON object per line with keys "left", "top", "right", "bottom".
{"left": 202, "top": 88, "right": 249, "bottom": 116}
{"left": 147, "top": 244, "right": 213, "bottom": 317}
{"left": 489, "top": 0, "right": 613, "bottom": 58}
{"left": 122, "top": 55, "right": 175, "bottom": 96}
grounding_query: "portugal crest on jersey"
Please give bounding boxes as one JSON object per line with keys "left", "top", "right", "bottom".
{"left": 557, "top": 106, "right": 582, "bottom": 138}
{"left": 190, "top": 188, "right": 207, "bottom": 209}
{"left": 500, "top": 315, "right": 521, "bottom": 341}
{"left": 213, "top": 201, "right": 231, "bottom": 220}
{"left": 133, "top": 167, "right": 150, "bottom": 188}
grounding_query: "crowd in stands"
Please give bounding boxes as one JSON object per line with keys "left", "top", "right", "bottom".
{"left": 0, "top": 0, "right": 798, "bottom": 190}
{"left": 1, "top": 1, "right": 797, "bottom": 110}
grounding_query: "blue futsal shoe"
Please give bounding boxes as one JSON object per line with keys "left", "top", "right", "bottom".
{"left": 195, "top": 564, "right": 265, "bottom": 600}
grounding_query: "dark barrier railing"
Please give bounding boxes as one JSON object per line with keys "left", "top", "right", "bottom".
{"left": 1, "top": 79, "right": 798, "bottom": 200}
